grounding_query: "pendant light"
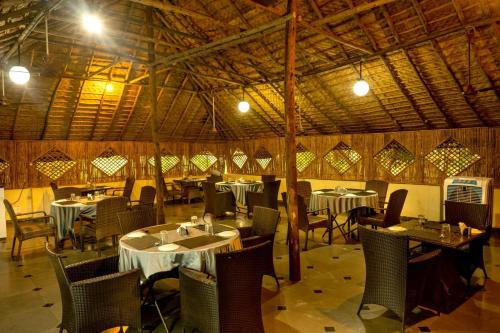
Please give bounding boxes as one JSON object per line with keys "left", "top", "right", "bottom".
{"left": 9, "top": 45, "right": 30, "bottom": 85}
{"left": 353, "top": 60, "right": 369, "bottom": 97}
{"left": 238, "top": 88, "right": 249, "bottom": 113}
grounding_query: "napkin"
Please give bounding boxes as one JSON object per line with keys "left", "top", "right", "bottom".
{"left": 158, "top": 244, "right": 180, "bottom": 251}
{"left": 217, "top": 231, "right": 236, "bottom": 238}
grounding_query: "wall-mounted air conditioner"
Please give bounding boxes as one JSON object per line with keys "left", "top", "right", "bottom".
{"left": 443, "top": 176, "right": 493, "bottom": 227}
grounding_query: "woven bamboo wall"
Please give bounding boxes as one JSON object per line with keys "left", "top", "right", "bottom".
{"left": 225, "top": 127, "right": 499, "bottom": 187}
{"left": 0, "top": 141, "right": 225, "bottom": 189}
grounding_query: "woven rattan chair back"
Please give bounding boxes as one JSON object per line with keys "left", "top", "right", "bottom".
{"left": 202, "top": 181, "right": 217, "bottom": 214}
{"left": 261, "top": 174, "right": 276, "bottom": 182}
{"left": 138, "top": 185, "right": 156, "bottom": 206}
{"left": 261, "top": 180, "right": 280, "bottom": 210}
{"left": 215, "top": 241, "right": 270, "bottom": 333}
{"left": 50, "top": 182, "right": 58, "bottom": 191}
{"left": 383, "top": 189, "right": 408, "bottom": 227}
{"left": 252, "top": 206, "right": 280, "bottom": 238}
{"left": 54, "top": 187, "right": 83, "bottom": 201}
{"left": 117, "top": 207, "right": 156, "bottom": 235}
{"left": 359, "top": 226, "right": 408, "bottom": 322}
{"left": 122, "top": 176, "right": 135, "bottom": 200}
{"left": 297, "top": 181, "right": 312, "bottom": 207}
{"left": 365, "top": 180, "right": 389, "bottom": 208}
{"left": 46, "top": 244, "right": 76, "bottom": 333}
{"left": 95, "top": 196, "right": 128, "bottom": 240}
{"left": 445, "top": 200, "right": 489, "bottom": 229}
{"left": 4, "top": 199, "right": 22, "bottom": 236}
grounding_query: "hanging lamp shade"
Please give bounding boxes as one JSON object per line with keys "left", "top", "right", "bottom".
{"left": 353, "top": 61, "right": 369, "bottom": 96}
{"left": 9, "top": 66, "right": 30, "bottom": 85}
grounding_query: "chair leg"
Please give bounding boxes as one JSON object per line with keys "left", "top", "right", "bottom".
{"left": 59, "top": 325, "right": 64, "bottom": 333}
{"left": 303, "top": 229, "right": 309, "bottom": 251}
{"left": 17, "top": 240, "right": 23, "bottom": 259}
{"left": 155, "top": 300, "right": 169, "bottom": 333}
{"left": 400, "top": 313, "right": 406, "bottom": 333}
{"left": 11, "top": 236, "right": 16, "bottom": 258}
{"left": 357, "top": 302, "right": 363, "bottom": 315}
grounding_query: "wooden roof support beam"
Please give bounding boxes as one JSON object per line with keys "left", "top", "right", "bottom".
{"left": 154, "top": 14, "right": 291, "bottom": 66}
{"left": 41, "top": 77, "right": 63, "bottom": 139}
{"left": 168, "top": 93, "right": 196, "bottom": 138}
{"left": 314, "top": 0, "right": 398, "bottom": 26}
{"left": 240, "top": 0, "right": 372, "bottom": 54}
{"left": 430, "top": 40, "right": 489, "bottom": 126}
{"left": 0, "top": 0, "right": 65, "bottom": 63}
{"left": 158, "top": 75, "right": 189, "bottom": 133}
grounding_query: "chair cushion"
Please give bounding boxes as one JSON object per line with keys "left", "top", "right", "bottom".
{"left": 20, "top": 221, "right": 55, "bottom": 239}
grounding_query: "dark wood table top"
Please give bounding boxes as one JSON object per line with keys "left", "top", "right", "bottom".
{"left": 389, "top": 220, "right": 485, "bottom": 249}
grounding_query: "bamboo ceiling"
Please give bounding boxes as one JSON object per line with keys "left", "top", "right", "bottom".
{"left": 0, "top": 0, "right": 499, "bottom": 141}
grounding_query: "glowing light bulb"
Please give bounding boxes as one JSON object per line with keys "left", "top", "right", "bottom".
{"left": 238, "top": 100, "right": 250, "bottom": 112}
{"left": 9, "top": 66, "right": 30, "bottom": 85}
{"left": 105, "top": 83, "right": 113, "bottom": 92}
{"left": 82, "top": 14, "right": 102, "bottom": 34}
{"left": 353, "top": 79, "right": 369, "bottom": 96}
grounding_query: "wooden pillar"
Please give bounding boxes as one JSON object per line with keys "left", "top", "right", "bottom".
{"left": 147, "top": 8, "right": 165, "bottom": 224}
{"left": 285, "top": 0, "right": 300, "bottom": 282}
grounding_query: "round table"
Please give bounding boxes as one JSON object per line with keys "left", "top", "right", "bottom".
{"left": 215, "top": 181, "right": 263, "bottom": 205}
{"left": 50, "top": 198, "right": 98, "bottom": 240}
{"left": 119, "top": 223, "right": 242, "bottom": 278}
{"left": 309, "top": 189, "right": 379, "bottom": 215}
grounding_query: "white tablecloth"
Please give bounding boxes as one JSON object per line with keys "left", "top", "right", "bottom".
{"left": 50, "top": 199, "right": 96, "bottom": 240}
{"left": 309, "top": 190, "right": 378, "bottom": 215}
{"left": 119, "top": 223, "right": 242, "bottom": 278}
{"left": 215, "top": 181, "right": 263, "bottom": 205}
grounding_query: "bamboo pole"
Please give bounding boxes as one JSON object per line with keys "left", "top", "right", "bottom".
{"left": 147, "top": 8, "right": 165, "bottom": 224}
{"left": 284, "top": 0, "right": 300, "bottom": 282}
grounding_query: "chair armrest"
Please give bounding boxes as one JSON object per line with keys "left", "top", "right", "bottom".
{"left": 16, "top": 210, "right": 48, "bottom": 217}
{"left": 65, "top": 255, "right": 120, "bottom": 282}
{"left": 242, "top": 235, "right": 273, "bottom": 248}
{"left": 308, "top": 207, "right": 330, "bottom": 216}
{"left": 237, "top": 226, "right": 253, "bottom": 238}
{"left": 112, "top": 187, "right": 125, "bottom": 195}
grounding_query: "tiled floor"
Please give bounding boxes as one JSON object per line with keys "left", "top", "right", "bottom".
{"left": 1, "top": 202, "right": 500, "bottom": 333}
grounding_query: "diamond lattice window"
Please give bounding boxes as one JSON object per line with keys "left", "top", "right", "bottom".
{"left": 232, "top": 148, "right": 248, "bottom": 169}
{"left": 92, "top": 148, "right": 128, "bottom": 176}
{"left": 374, "top": 140, "right": 415, "bottom": 176}
{"left": 148, "top": 151, "right": 180, "bottom": 173}
{"left": 425, "top": 137, "right": 481, "bottom": 176}
{"left": 32, "top": 148, "right": 76, "bottom": 180}
{"left": 296, "top": 143, "right": 316, "bottom": 172}
{"left": 190, "top": 150, "right": 217, "bottom": 172}
{"left": 323, "top": 141, "right": 361, "bottom": 175}
{"left": 254, "top": 147, "right": 273, "bottom": 170}
{"left": 0, "top": 158, "right": 9, "bottom": 173}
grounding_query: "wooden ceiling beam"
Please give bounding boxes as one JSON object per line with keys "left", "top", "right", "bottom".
{"left": 158, "top": 75, "right": 188, "bottom": 133}
{"left": 168, "top": 92, "right": 196, "bottom": 138}
{"left": 314, "top": 0, "right": 398, "bottom": 26}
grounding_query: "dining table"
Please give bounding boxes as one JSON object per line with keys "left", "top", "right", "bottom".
{"left": 119, "top": 222, "right": 242, "bottom": 279}
{"left": 50, "top": 195, "right": 110, "bottom": 241}
{"left": 215, "top": 180, "right": 263, "bottom": 205}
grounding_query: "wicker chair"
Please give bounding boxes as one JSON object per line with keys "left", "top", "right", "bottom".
{"left": 111, "top": 176, "right": 135, "bottom": 201}
{"left": 297, "top": 180, "right": 312, "bottom": 209}
{"left": 238, "top": 206, "right": 281, "bottom": 288}
{"left": 4, "top": 199, "right": 57, "bottom": 259}
{"left": 282, "top": 192, "right": 331, "bottom": 251}
{"left": 79, "top": 196, "right": 128, "bottom": 256}
{"left": 202, "top": 181, "right": 235, "bottom": 217}
{"left": 357, "top": 226, "right": 442, "bottom": 333}
{"left": 358, "top": 189, "right": 408, "bottom": 229}
{"left": 46, "top": 244, "right": 142, "bottom": 333}
{"left": 179, "top": 241, "right": 270, "bottom": 333}
{"left": 445, "top": 200, "right": 490, "bottom": 284}
{"left": 130, "top": 185, "right": 156, "bottom": 208}
{"left": 163, "top": 180, "right": 182, "bottom": 203}
{"left": 53, "top": 187, "right": 83, "bottom": 201}
{"left": 50, "top": 181, "right": 58, "bottom": 191}
{"left": 117, "top": 206, "right": 157, "bottom": 235}
{"left": 261, "top": 174, "right": 276, "bottom": 182}
{"left": 246, "top": 180, "right": 281, "bottom": 217}
{"left": 365, "top": 180, "right": 389, "bottom": 209}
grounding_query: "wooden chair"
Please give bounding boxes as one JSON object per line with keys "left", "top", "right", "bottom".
{"left": 365, "top": 179, "right": 389, "bottom": 209}
{"left": 179, "top": 241, "right": 271, "bottom": 333}
{"left": 46, "top": 244, "right": 142, "bottom": 333}
{"left": 238, "top": 206, "right": 281, "bottom": 288}
{"left": 445, "top": 200, "right": 490, "bottom": 285}
{"left": 79, "top": 197, "right": 128, "bottom": 256}
{"left": 246, "top": 180, "right": 280, "bottom": 216}
{"left": 50, "top": 181, "right": 58, "bottom": 191}
{"left": 163, "top": 180, "right": 182, "bottom": 203}
{"left": 111, "top": 176, "right": 135, "bottom": 201}
{"left": 297, "top": 180, "right": 312, "bottom": 209}
{"left": 358, "top": 189, "right": 408, "bottom": 229}
{"left": 4, "top": 199, "right": 57, "bottom": 259}
{"left": 358, "top": 226, "right": 442, "bottom": 333}
{"left": 129, "top": 185, "right": 156, "bottom": 208}
{"left": 282, "top": 192, "right": 332, "bottom": 251}
{"left": 202, "top": 181, "right": 235, "bottom": 217}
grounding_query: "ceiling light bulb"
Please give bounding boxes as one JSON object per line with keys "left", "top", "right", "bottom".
{"left": 353, "top": 79, "right": 369, "bottom": 96}
{"left": 105, "top": 83, "right": 113, "bottom": 92}
{"left": 9, "top": 65, "right": 30, "bottom": 85}
{"left": 238, "top": 100, "right": 249, "bottom": 113}
{"left": 83, "top": 14, "right": 102, "bottom": 34}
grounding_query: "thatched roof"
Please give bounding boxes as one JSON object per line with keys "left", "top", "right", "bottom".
{"left": 0, "top": 0, "right": 499, "bottom": 141}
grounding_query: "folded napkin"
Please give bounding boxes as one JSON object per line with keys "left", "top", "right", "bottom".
{"left": 343, "top": 193, "right": 356, "bottom": 197}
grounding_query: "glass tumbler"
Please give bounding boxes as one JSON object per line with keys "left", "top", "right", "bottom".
{"left": 417, "top": 214, "right": 426, "bottom": 228}
{"left": 70, "top": 193, "right": 76, "bottom": 201}
{"left": 160, "top": 230, "right": 169, "bottom": 245}
{"left": 440, "top": 223, "right": 451, "bottom": 239}
{"left": 191, "top": 215, "right": 198, "bottom": 225}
